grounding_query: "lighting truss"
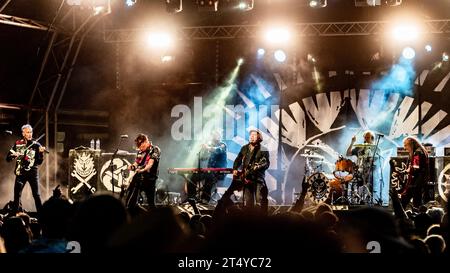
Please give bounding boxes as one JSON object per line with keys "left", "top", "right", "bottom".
{"left": 103, "top": 19, "right": 450, "bottom": 42}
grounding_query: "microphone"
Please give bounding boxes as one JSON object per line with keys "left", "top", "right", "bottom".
{"left": 376, "top": 133, "right": 384, "bottom": 138}
{"left": 120, "top": 135, "right": 128, "bottom": 139}
{"left": 4, "top": 130, "right": 12, "bottom": 135}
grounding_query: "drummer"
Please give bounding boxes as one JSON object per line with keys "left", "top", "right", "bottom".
{"left": 346, "top": 130, "right": 382, "bottom": 204}
{"left": 346, "top": 130, "right": 375, "bottom": 158}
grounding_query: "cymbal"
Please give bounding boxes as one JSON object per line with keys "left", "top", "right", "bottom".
{"left": 300, "top": 154, "right": 324, "bottom": 159}
{"left": 353, "top": 144, "right": 376, "bottom": 148}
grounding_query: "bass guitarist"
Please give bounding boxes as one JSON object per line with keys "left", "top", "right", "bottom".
{"left": 6, "top": 124, "right": 47, "bottom": 214}
{"left": 215, "top": 129, "right": 270, "bottom": 215}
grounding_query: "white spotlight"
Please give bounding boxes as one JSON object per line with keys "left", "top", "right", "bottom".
{"left": 274, "top": 50, "right": 287, "bottom": 63}
{"left": 257, "top": 48, "right": 265, "bottom": 56}
{"left": 402, "top": 47, "right": 415, "bottom": 60}
{"left": 264, "top": 27, "right": 291, "bottom": 45}
{"left": 443, "top": 52, "right": 449, "bottom": 62}
{"left": 392, "top": 25, "right": 419, "bottom": 42}
{"left": 309, "top": 0, "right": 327, "bottom": 8}
{"left": 146, "top": 32, "right": 174, "bottom": 49}
{"left": 237, "top": 0, "right": 254, "bottom": 11}
{"left": 425, "top": 44, "right": 432, "bottom": 52}
{"left": 161, "top": 55, "right": 174, "bottom": 62}
{"left": 126, "top": 0, "right": 137, "bottom": 7}
{"left": 237, "top": 58, "right": 244, "bottom": 65}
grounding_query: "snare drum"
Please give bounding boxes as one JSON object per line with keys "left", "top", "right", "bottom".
{"left": 333, "top": 158, "right": 354, "bottom": 182}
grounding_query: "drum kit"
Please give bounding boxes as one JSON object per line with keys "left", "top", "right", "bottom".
{"left": 301, "top": 144, "right": 376, "bottom": 205}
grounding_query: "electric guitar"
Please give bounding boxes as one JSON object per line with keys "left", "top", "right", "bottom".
{"left": 234, "top": 165, "right": 255, "bottom": 185}
{"left": 120, "top": 165, "right": 144, "bottom": 196}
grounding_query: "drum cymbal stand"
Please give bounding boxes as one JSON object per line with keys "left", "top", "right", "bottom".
{"left": 333, "top": 178, "right": 348, "bottom": 205}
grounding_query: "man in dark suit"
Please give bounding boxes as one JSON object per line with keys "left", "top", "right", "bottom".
{"left": 215, "top": 129, "right": 270, "bottom": 215}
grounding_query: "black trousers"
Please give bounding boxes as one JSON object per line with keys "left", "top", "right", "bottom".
{"left": 217, "top": 178, "right": 268, "bottom": 215}
{"left": 12, "top": 170, "right": 42, "bottom": 213}
{"left": 401, "top": 184, "right": 424, "bottom": 209}
{"left": 185, "top": 173, "right": 220, "bottom": 202}
{"left": 125, "top": 173, "right": 156, "bottom": 209}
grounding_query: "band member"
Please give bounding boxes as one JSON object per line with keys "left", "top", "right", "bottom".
{"left": 346, "top": 130, "right": 383, "bottom": 204}
{"left": 125, "top": 133, "right": 161, "bottom": 210}
{"left": 216, "top": 129, "right": 270, "bottom": 215}
{"left": 201, "top": 130, "right": 227, "bottom": 202}
{"left": 401, "top": 136, "right": 429, "bottom": 209}
{"left": 185, "top": 130, "right": 227, "bottom": 204}
{"left": 6, "top": 124, "right": 46, "bottom": 214}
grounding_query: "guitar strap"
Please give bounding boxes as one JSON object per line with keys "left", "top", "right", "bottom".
{"left": 137, "top": 148, "right": 151, "bottom": 168}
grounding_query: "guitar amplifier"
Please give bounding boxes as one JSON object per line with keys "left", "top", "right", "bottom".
{"left": 68, "top": 149, "right": 101, "bottom": 201}
{"left": 444, "top": 148, "right": 450, "bottom": 156}
{"left": 97, "top": 151, "right": 136, "bottom": 194}
{"left": 396, "top": 145, "right": 435, "bottom": 156}
{"left": 424, "top": 145, "right": 436, "bottom": 156}
{"left": 396, "top": 148, "right": 409, "bottom": 157}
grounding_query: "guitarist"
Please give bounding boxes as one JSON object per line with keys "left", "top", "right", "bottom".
{"left": 6, "top": 124, "right": 46, "bottom": 214}
{"left": 216, "top": 129, "right": 270, "bottom": 215}
{"left": 400, "top": 136, "right": 429, "bottom": 209}
{"left": 124, "top": 133, "right": 161, "bottom": 210}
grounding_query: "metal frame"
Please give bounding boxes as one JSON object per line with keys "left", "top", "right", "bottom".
{"left": 103, "top": 19, "right": 450, "bottom": 42}
{"left": 5, "top": 7, "right": 110, "bottom": 197}
{"left": 0, "top": 13, "right": 54, "bottom": 31}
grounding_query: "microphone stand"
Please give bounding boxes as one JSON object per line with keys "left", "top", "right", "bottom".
{"left": 369, "top": 135, "right": 382, "bottom": 206}
{"left": 110, "top": 137, "right": 125, "bottom": 196}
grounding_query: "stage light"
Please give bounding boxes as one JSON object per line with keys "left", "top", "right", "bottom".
{"left": 161, "top": 55, "right": 174, "bottom": 62}
{"left": 384, "top": 0, "right": 402, "bottom": 6}
{"left": 274, "top": 50, "right": 287, "bottom": 63}
{"left": 219, "top": 0, "right": 253, "bottom": 11}
{"left": 391, "top": 24, "right": 419, "bottom": 42}
{"left": 197, "top": 0, "right": 218, "bottom": 12}
{"left": 257, "top": 48, "right": 265, "bottom": 57}
{"left": 402, "top": 47, "right": 415, "bottom": 60}
{"left": 425, "top": 44, "right": 432, "bottom": 52}
{"left": 354, "top": 0, "right": 380, "bottom": 7}
{"left": 309, "top": 0, "right": 327, "bottom": 8}
{"left": 443, "top": 52, "right": 449, "bottom": 62}
{"left": 264, "top": 27, "right": 291, "bottom": 45}
{"left": 237, "top": 58, "right": 244, "bottom": 65}
{"left": 146, "top": 32, "right": 175, "bottom": 49}
{"left": 307, "top": 54, "right": 316, "bottom": 63}
{"left": 66, "top": 0, "right": 81, "bottom": 5}
{"left": 166, "top": 0, "right": 182, "bottom": 13}
{"left": 126, "top": 0, "right": 136, "bottom": 7}
{"left": 238, "top": 0, "right": 254, "bottom": 11}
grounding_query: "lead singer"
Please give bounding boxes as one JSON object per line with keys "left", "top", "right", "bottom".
{"left": 6, "top": 124, "right": 47, "bottom": 214}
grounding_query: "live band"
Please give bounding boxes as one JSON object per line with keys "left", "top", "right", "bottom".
{"left": 5, "top": 124, "right": 431, "bottom": 215}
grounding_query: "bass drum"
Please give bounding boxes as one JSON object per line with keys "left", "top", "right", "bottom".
{"left": 307, "top": 172, "right": 330, "bottom": 203}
